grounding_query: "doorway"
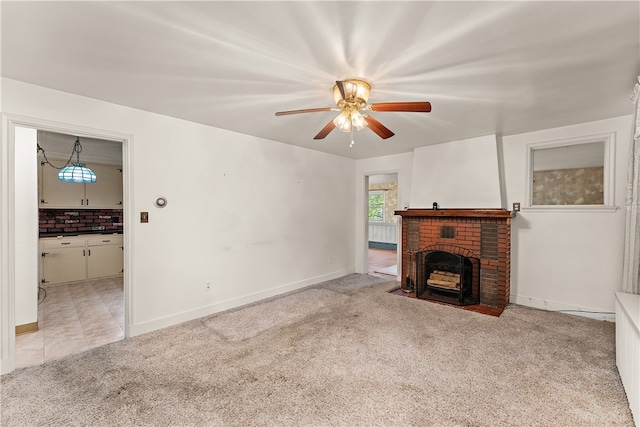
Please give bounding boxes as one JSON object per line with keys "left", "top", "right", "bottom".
{"left": 16, "top": 130, "right": 125, "bottom": 369}
{"left": 367, "top": 173, "right": 398, "bottom": 279}
{"left": 2, "top": 118, "right": 131, "bottom": 374}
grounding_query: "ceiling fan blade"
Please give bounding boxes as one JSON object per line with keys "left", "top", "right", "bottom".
{"left": 313, "top": 120, "right": 337, "bottom": 139}
{"left": 364, "top": 116, "right": 395, "bottom": 139}
{"left": 275, "top": 107, "right": 334, "bottom": 116}
{"left": 369, "top": 102, "right": 432, "bottom": 113}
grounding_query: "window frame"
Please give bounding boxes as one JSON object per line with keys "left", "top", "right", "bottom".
{"left": 524, "top": 132, "right": 617, "bottom": 212}
{"left": 368, "top": 191, "right": 386, "bottom": 222}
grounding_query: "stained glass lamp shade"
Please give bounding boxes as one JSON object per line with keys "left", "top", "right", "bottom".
{"left": 58, "top": 163, "right": 97, "bottom": 183}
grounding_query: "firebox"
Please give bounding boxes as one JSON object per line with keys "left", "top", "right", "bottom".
{"left": 415, "top": 249, "right": 480, "bottom": 306}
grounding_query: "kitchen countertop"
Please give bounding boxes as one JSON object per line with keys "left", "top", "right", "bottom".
{"left": 39, "top": 230, "right": 123, "bottom": 238}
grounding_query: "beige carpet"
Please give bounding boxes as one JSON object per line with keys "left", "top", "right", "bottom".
{"left": 1, "top": 274, "right": 634, "bottom": 426}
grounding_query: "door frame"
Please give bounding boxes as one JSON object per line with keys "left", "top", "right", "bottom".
{"left": 1, "top": 113, "right": 134, "bottom": 374}
{"left": 359, "top": 170, "right": 401, "bottom": 276}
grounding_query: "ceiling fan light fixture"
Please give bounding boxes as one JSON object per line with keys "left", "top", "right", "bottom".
{"left": 275, "top": 78, "right": 430, "bottom": 143}
{"left": 333, "top": 111, "right": 352, "bottom": 132}
{"left": 351, "top": 110, "right": 367, "bottom": 130}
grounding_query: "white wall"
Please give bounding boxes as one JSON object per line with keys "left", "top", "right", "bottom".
{"left": 409, "top": 134, "right": 503, "bottom": 209}
{"left": 502, "top": 116, "right": 631, "bottom": 314}
{"left": 1, "top": 78, "right": 356, "bottom": 372}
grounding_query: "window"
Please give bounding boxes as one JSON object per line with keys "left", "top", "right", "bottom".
{"left": 526, "top": 133, "right": 615, "bottom": 210}
{"left": 368, "top": 191, "right": 385, "bottom": 221}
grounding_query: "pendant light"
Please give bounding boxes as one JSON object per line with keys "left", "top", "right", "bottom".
{"left": 38, "top": 136, "right": 97, "bottom": 183}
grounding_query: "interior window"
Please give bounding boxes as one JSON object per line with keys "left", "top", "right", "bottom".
{"left": 527, "top": 134, "right": 614, "bottom": 208}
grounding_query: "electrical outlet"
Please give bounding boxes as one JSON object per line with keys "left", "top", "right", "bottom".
{"left": 205, "top": 282, "right": 211, "bottom": 291}
{"left": 512, "top": 202, "right": 521, "bottom": 212}
{"left": 140, "top": 212, "right": 149, "bottom": 223}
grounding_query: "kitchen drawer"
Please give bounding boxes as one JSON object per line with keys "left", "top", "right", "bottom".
{"left": 42, "top": 238, "right": 86, "bottom": 249}
{"left": 87, "top": 235, "right": 123, "bottom": 246}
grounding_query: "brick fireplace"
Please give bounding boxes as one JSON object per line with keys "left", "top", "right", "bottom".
{"left": 395, "top": 208, "right": 512, "bottom": 314}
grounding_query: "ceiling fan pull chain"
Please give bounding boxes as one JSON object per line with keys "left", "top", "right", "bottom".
{"left": 349, "top": 127, "right": 355, "bottom": 148}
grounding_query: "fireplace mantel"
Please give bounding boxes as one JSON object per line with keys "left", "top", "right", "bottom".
{"left": 394, "top": 208, "right": 513, "bottom": 219}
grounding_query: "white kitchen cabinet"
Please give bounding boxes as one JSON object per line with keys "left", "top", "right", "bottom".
{"left": 40, "top": 238, "right": 87, "bottom": 285}
{"left": 39, "top": 161, "right": 85, "bottom": 207}
{"left": 40, "top": 235, "right": 123, "bottom": 285}
{"left": 39, "top": 161, "right": 123, "bottom": 208}
{"left": 85, "top": 164, "right": 123, "bottom": 208}
{"left": 87, "top": 236, "right": 124, "bottom": 279}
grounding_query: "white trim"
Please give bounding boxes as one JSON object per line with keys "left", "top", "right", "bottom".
{"left": 0, "top": 113, "right": 133, "bottom": 374}
{"left": 525, "top": 132, "right": 616, "bottom": 209}
{"left": 512, "top": 293, "right": 615, "bottom": 321}
{"left": 0, "top": 116, "right": 17, "bottom": 374}
{"left": 129, "top": 268, "right": 355, "bottom": 336}
{"left": 359, "top": 169, "right": 402, "bottom": 276}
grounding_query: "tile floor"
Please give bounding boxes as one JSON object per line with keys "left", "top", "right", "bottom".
{"left": 15, "top": 276, "right": 124, "bottom": 369}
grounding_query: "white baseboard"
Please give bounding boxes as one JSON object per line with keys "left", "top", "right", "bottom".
{"left": 512, "top": 294, "right": 615, "bottom": 321}
{"left": 129, "top": 268, "right": 356, "bottom": 337}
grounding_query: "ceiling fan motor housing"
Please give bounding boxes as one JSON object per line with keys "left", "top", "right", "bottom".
{"left": 333, "top": 79, "right": 371, "bottom": 108}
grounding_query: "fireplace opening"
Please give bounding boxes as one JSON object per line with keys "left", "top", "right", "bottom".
{"left": 415, "top": 250, "right": 480, "bottom": 306}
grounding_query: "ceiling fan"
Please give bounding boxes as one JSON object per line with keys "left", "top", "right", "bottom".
{"left": 275, "top": 79, "right": 431, "bottom": 146}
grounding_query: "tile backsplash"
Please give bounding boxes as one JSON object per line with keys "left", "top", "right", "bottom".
{"left": 39, "top": 209, "right": 123, "bottom": 235}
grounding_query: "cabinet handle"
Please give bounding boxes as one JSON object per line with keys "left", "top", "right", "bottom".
{"left": 86, "top": 199, "right": 89, "bottom": 206}
{"left": 61, "top": 242, "right": 70, "bottom": 245}
{"left": 81, "top": 199, "right": 84, "bottom": 205}
{"left": 83, "top": 250, "right": 85, "bottom": 256}
{"left": 41, "top": 278, "right": 49, "bottom": 284}
{"left": 102, "top": 240, "right": 111, "bottom": 243}
{"left": 88, "top": 249, "right": 91, "bottom": 256}
{"left": 40, "top": 198, "right": 48, "bottom": 204}
{"left": 41, "top": 252, "right": 49, "bottom": 257}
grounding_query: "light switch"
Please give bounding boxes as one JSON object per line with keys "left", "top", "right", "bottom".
{"left": 140, "top": 212, "right": 149, "bottom": 223}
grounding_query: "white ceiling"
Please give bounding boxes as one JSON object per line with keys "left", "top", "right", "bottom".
{"left": 2, "top": 1, "right": 639, "bottom": 160}
{"left": 37, "top": 131, "right": 123, "bottom": 165}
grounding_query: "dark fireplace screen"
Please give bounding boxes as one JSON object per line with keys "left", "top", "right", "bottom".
{"left": 415, "top": 250, "right": 480, "bottom": 306}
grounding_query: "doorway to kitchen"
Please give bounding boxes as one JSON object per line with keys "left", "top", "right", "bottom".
{"left": 9, "top": 123, "right": 129, "bottom": 371}
{"left": 367, "top": 173, "right": 398, "bottom": 279}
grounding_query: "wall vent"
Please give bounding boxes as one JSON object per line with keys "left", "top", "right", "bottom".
{"left": 440, "top": 226, "right": 456, "bottom": 239}
{"left": 481, "top": 223, "right": 499, "bottom": 260}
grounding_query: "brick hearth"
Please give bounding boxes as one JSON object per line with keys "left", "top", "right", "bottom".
{"left": 395, "top": 209, "right": 512, "bottom": 314}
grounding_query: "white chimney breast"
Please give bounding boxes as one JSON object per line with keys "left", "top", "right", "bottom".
{"left": 409, "top": 134, "right": 503, "bottom": 209}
